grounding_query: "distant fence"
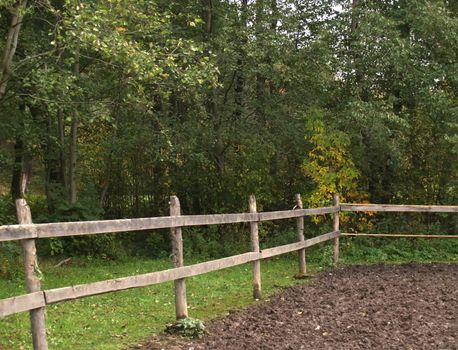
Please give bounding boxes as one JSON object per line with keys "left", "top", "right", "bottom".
{"left": 0, "top": 194, "right": 457, "bottom": 350}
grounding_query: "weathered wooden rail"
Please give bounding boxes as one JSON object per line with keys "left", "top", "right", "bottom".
{"left": 0, "top": 195, "right": 457, "bottom": 350}
{"left": 341, "top": 203, "right": 458, "bottom": 238}
{"left": 0, "top": 207, "right": 337, "bottom": 242}
{"left": 341, "top": 203, "right": 458, "bottom": 213}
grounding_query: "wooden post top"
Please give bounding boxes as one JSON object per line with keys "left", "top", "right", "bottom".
{"left": 16, "top": 198, "right": 32, "bottom": 225}
{"left": 249, "top": 194, "right": 256, "bottom": 212}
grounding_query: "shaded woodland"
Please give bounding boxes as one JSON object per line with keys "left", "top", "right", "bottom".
{"left": 0, "top": 0, "right": 457, "bottom": 258}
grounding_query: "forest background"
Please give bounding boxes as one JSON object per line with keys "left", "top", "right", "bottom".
{"left": 0, "top": 0, "right": 457, "bottom": 269}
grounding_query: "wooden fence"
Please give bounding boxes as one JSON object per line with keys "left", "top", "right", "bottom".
{"left": 0, "top": 195, "right": 457, "bottom": 350}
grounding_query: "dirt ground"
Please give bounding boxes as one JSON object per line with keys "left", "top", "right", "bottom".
{"left": 133, "top": 263, "right": 457, "bottom": 350}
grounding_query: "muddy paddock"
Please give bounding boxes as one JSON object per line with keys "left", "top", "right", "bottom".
{"left": 134, "top": 263, "right": 457, "bottom": 350}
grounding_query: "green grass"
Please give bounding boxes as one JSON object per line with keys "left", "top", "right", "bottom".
{"left": 1, "top": 238, "right": 457, "bottom": 349}
{"left": 0, "top": 255, "right": 318, "bottom": 350}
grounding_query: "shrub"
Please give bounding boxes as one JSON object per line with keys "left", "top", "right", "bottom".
{"left": 165, "top": 317, "right": 206, "bottom": 338}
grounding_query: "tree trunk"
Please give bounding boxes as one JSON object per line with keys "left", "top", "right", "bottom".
{"left": 0, "top": 0, "right": 27, "bottom": 101}
{"left": 69, "top": 43, "right": 80, "bottom": 204}
{"left": 351, "top": 0, "right": 359, "bottom": 33}
{"left": 202, "top": 0, "right": 226, "bottom": 175}
{"left": 11, "top": 103, "right": 31, "bottom": 201}
{"left": 233, "top": 0, "right": 248, "bottom": 119}
{"left": 11, "top": 140, "right": 31, "bottom": 201}
{"left": 11, "top": 138, "right": 24, "bottom": 200}
{"left": 204, "top": 0, "right": 213, "bottom": 36}
{"left": 254, "top": 0, "right": 278, "bottom": 122}
{"left": 69, "top": 114, "right": 77, "bottom": 203}
{"left": 255, "top": 0, "right": 266, "bottom": 121}
{"left": 43, "top": 108, "right": 67, "bottom": 211}
{"left": 270, "top": 0, "right": 278, "bottom": 31}
{"left": 57, "top": 108, "right": 67, "bottom": 191}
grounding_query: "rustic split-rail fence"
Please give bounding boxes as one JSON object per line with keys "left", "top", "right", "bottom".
{"left": 1, "top": 194, "right": 457, "bottom": 349}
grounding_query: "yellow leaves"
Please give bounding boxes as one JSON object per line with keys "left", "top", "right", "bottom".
{"left": 273, "top": 63, "right": 286, "bottom": 72}
{"left": 303, "top": 109, "right": 367, "bottom": 223}
{"left": 115, "top": 26, "right": 127, "bottom": 33}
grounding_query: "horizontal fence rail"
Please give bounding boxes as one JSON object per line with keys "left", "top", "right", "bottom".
{"left": 261, "top": 230, "right": 340, "bottom": 259}
{"left": 0, "top": 231, "right": 340, "bottom": 317}
{"left": 342, "top": 233, "right": 457, "bottom": 238}
{"left": 0, "top": 206, "right": 338, "bottom": 243}
{"left": 0, "top": 292, "right": 46, "bottom": 318}
{"left": 341, "top": 204, "right": 458, "bottom": 213}
{"left": 44, "top": 252, "right": 260, "bottom": 304}
{"left": 340, "top": 203, "right": 458, "bottom": 240}
{"left": 1, "top": 196, "right": 456, "bottom": 350}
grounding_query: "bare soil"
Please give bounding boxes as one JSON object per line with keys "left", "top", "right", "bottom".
{"left": 133, "top": 263, "right": 457, "bottom": 350}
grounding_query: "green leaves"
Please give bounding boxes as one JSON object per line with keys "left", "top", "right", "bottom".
{"left": 303, "top": 108, "right": 362, "bottom": 209}
{"left": 165, "top": 317, "right": 206, "bottom": 338}
{"left": 0, "top": 0, "right": 456, "bottom": 262}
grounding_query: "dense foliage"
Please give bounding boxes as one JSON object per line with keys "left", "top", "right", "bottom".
{"left": 0, "top": 0, "right": 456, "bottom": 259}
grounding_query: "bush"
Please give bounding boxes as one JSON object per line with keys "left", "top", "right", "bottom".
{"left": 165, "top": 317, "right": 206, "bottom": 338}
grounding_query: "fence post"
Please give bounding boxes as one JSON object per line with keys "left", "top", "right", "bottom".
{"left": 333, "top": 194, "right": 340, "bottom": 264}
{"left": 249, "top": 194, "right": 262, "bottom": 299}
{"left": 16, "top": 199, "right": 48, "bottom": 350}
{"left": 295, "top": 194, "right": 307, "bottom": 276}
{"left": 169, "top": 195, "right": 188, "bottom": 319}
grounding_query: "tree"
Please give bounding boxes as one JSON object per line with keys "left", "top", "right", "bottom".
{"left": 303, "top": 108, "right": 362, "bottom": 209}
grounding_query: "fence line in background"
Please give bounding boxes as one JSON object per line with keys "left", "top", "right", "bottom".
{"left": 1, "top": 194, "right": 457, "bottom": 350}
{"left": 342, "top": 233, "right": 457, "bottom": 238}
{"left": 341, "top": 204, "right": 458, "bottom": 213}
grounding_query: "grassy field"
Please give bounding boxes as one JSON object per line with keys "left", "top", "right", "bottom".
{"left": 1, "top": 255, "right": 316, "bottom": 349}
{"left": 1, "top": 238, "right": 457, "bottom": 349}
